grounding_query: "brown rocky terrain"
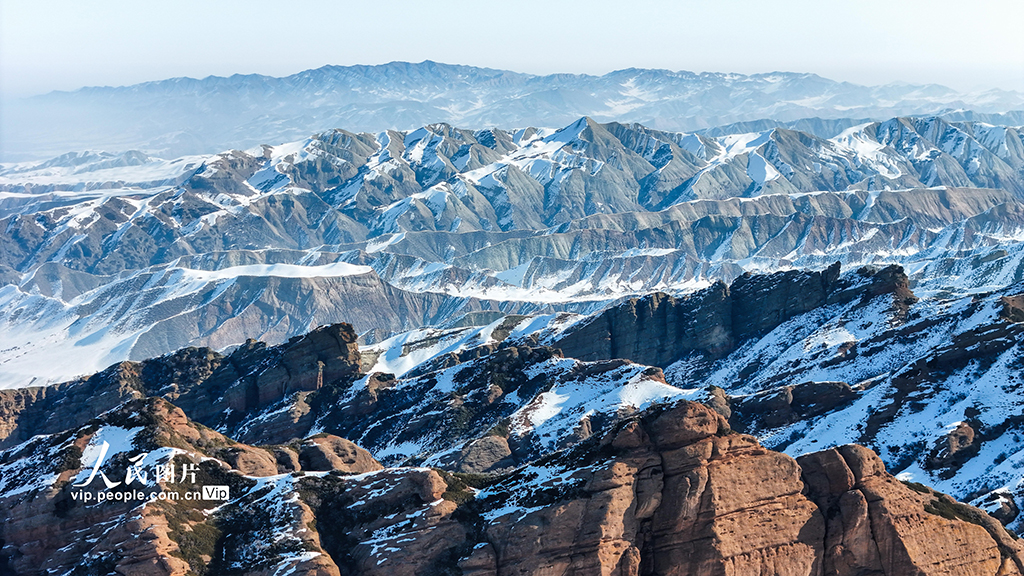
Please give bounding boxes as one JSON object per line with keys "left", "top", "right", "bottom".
{"left": 1, "top": 263, "right": 1023, "bottom": 574}
{"left": 0, "top": 323, "right": 363, "bottom": 450}
{"left": 450, "top": 401, "right": 1024, "bottom": 576}
{"left": 2, "top": 398, "right": 1018, "bottom": 575}
{"left": 0, "top": 397, "right": 374, "bottom": 574}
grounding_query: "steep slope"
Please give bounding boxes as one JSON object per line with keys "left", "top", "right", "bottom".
{"left": 2, "top": 116, "right": 1024, "bottom": 389}
{"left": 1, "top": 393, "right": 1019, "bottom": 575}
{"left": 534, "top": 262, "right": 1024, "bottom": 535}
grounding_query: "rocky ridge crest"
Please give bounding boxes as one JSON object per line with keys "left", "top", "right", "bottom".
{"left": 1, "top": 398, "right": 1019, "bottom": 575}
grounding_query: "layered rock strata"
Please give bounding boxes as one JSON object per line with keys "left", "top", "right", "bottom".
{"left": 553, "top": 262, "right": 914, "bottom": 366}
{"left": 1, "top": 388, "right": 1018, "bottom": 576}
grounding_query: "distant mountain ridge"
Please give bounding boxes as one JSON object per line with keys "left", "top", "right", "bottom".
{"left": 3, "top": 60, "right": 1022, "bottom": 161}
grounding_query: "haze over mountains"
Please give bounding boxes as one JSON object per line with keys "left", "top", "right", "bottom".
{"left": 3, "top": 60, "right": 1023, "bottom": 161}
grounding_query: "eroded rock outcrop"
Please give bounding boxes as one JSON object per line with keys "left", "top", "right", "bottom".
{"left": 552, "top": 279, "right": 735, "bottom": 365}
{"left": 0, "top": 398, "right": 381, "bottom": 575}
{"left": 1, "top": 395, "right": 1017, "bottom": 575}
{"left": 0, "top": 323, "right": 362, "bottom": 450}
{"left": 299, "top": 435, "right": 383, "bottom": 473}
{"left": 731, "top": 380, "right": 858, "bottom": 430}
{"left": 799, "top": 445, "right": 1024, "bottom": 576}
{"left": 553, "top": 262, "right": 905, "bottom": 366}
{"left": 448, "top": 401, "right": 1024, "bottom": 576}
{"left": 554, "top": 262, "right": 925, "bottom": 368}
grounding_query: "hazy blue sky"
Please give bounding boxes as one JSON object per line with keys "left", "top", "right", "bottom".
{"left": 2, "top": 0, "right": 1022, "bottom": 97}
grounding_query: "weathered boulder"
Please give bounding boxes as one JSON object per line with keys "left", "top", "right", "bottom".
{"left": 1000, "top": 294, "right": 1024, "bottom": 323}
{"left": 798, "top": 444, "right": 1024, "bottom": 576}
{"left": 927, "top": 422, "right": 978, "bottom": 470}
{"left": 732, "top": 380, "right": 858, "bottom": 430}
{"left": 446, "top": 435, "right": 514, "bottom": 474}
{"left": 298, "top": 435, "right": 382, "bottom": 473}
{"left": 214, "top": 446, "right": 279, "bottom": 477}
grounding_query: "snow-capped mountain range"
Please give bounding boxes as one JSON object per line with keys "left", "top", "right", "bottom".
{"left": 3, "top": 68, "right": 1024, "bottom": 571}
{"left": 1, "top": 114, "right": 1023, "bottom": 389}
{"left": 3, "top": 60, "right": 1023, "bottom": 161}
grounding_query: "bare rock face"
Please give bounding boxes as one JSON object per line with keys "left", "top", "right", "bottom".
{"left": 826, "top": 263, "right": 918, "bottom": 309}
{"left": 863, "top": 264, "right": 919, "bottom": 306}
{"left": 182, "top": 322, "right": 361, "bottom": 424}
{"left": 1000, "top": 294, "right": 1024, "bottom": 323}
{"left": 798, "top": 445, "right": 1024, "bottom": 576}
{"left": 445, "top": 435, "right": 514, "bottom": 473}
{"left": 732, "top": 380, "right": 858, "bottom": 430}
{"left": 473, "top": 401, "right": 825, "bottom": 575}
{"left": 213, "top": 445, "right": 280, "bottom": 477}
{"left": 253, "top": 323, "right": 361, "bottom": 405}
{"left": 555, "top": 262, "right": 852, "bottom": 366}
{"left": 457, "top": 401, "right": 1024, "bottom": 576}
{"left": 0, "top": 361, "right": 149, "bottom": 449}
{"left": 553, "top": 281, "right": 732, "bottom": 365}
{"left": 554, "top": 263, "right": 926, "bottom": 368}
{"left": 0, "top": 397, "right": 390, "bottom": 575}
{"left": 926, "top": 422, "right": 978, "bottom": 470}
{"left": 298, "top": 435, "right": 383, "bottom": 473}
{"left": 299, "top": 468, "right": 463, "bottom": 576}
{"left": 0, "top": 398, "right": 236, "bottom": 574}
{"left": 730, "top": 261, "right": 842, "bottom": 338}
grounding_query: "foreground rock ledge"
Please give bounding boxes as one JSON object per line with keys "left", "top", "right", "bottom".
{"left": 450, "top": 401, "right": 1024, "bottom": 576}
{"left": 1, "top": 400, "right": 1021, "bottom": 575}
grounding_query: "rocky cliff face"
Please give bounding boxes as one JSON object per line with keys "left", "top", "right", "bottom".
{"left": 0, "top": 323, "right": 361, "bottom": 450}
{"left": 798, "top": 445, "right": 1024, "bottom": 576}
{"left": 553, "top": 262, "right": 876, "bottom": 365}
{"left": 3, "top": 398, "right": 1017, "bottom": 575}
{"left": 452, "top": 402, "right": 1024, "bottom": 576}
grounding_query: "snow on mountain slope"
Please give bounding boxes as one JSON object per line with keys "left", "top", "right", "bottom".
{"left": 311, "top": 347, "right": 702, "bottom": 469}
{"left": 2, "top": 115, "right": 1024, "bottom": 390}
{"left": 643, "top": 272, "right": 1024, "bottom": 531}
{"left": 360, "top": 312, "right": 586, "bottom": 378}
{"left": 0, "top": 151, "right": 205, "bottom": 188}
{"left": 6, "top": 255, "right": 1024, "bottom": 540}
{"left": 0, "top": 261, "right": 366, "bottom": 388}
{"left": 503, "top": 358, "right": 699, "bottom": 449}
{"left": 5, "top": 61, "right": 1023, "bottom": 162}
